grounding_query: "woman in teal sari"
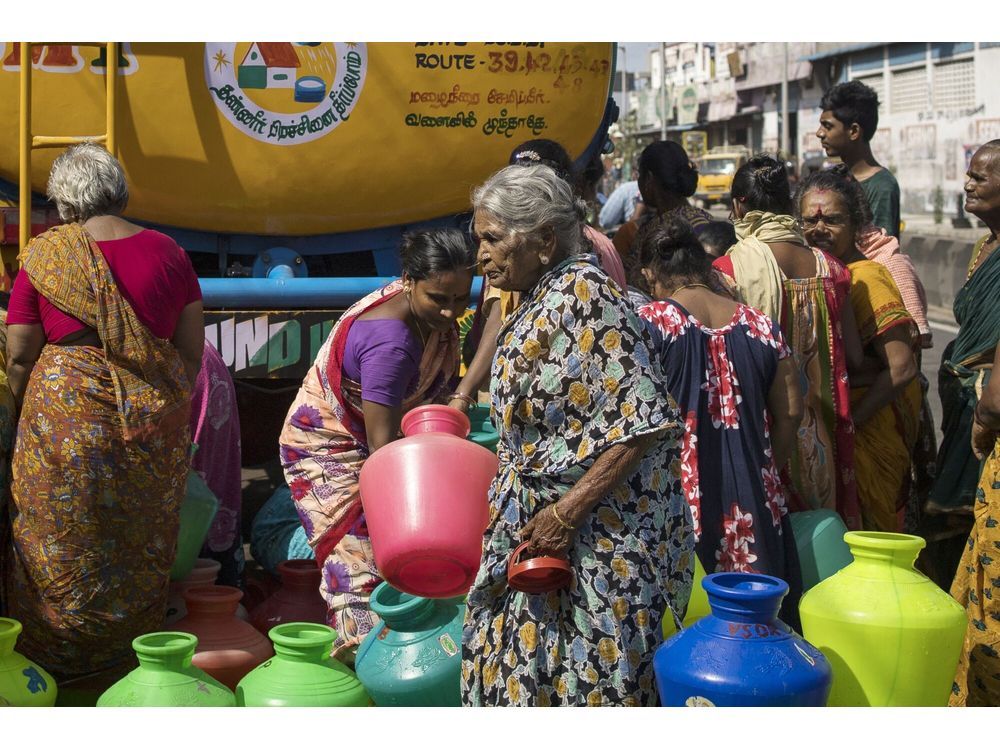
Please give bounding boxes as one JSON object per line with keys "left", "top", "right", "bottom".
{"left": 925, "top": 142, "right": 1000, "bottom": 581}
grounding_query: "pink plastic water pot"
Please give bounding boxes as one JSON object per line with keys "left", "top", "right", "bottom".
{"left": 359, "top": 405, "right": 497, "bottom": 598}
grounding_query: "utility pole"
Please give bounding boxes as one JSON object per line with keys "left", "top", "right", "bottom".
{"left": 780, "top": 42, "right": 790, "bottom": 158}
{"left": 618, "top": 45, "right": 628, "bottom": 131}
{"left": 660, "top": 42, "right": 668, "bottom": 141}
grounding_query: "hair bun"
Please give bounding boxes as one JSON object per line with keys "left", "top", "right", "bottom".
{"left": 652, "top": 213, "right": 697, "bottom": 250}
{"left": 828, "top": 162, "right": 852, "bottom": 178}
{"left": 754, "top": 163, "right": 785, "bottom": 190}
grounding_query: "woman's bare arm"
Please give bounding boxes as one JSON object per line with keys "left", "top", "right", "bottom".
{"left": 449, "top": 299, "right": 501, "bottom": 412}
{"left": 851, "top": 325, "right": 918, "bottom": 427}
{"left": 767, "top": 356, "right": 804, "bottom": 471}
{"left": 171, "top": 301, "right": 205, "bottom": 388}
{"left": 519, "top": 431, "right": 664, "bottom": 557}
{"left": 6, "top": 323, "right": 45, "bottom": 407}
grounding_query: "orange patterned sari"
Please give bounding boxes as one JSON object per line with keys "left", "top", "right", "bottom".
{"left": 3, "top": 224, "right": 190, "bottom": 680}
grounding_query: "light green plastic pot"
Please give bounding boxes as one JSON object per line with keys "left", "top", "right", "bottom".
{"left": 97, "top": 631, "right": 235, "bottom": 707}
{"left": 788, "top": 509, "right": 854, "bottom": 592}
{"left": 0, "top": 617, "right": 57, "bottom": 707}
{"left": 236, "top": 623, "right": 370, "bottom": 707}
{"left": 799, "top": 531, "right": 966, "bottom": 706}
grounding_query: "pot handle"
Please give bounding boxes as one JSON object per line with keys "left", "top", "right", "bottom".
{"left": 508, "top": 540, "right": 532, "bottom": 568}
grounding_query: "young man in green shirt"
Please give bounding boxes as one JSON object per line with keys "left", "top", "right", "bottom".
{"left": 816, "top": 80, "right": 901, "bottom": 238}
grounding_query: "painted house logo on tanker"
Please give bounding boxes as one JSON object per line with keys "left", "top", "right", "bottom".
{"left": 205, "top": 42, "right": 367, "bottom": 145}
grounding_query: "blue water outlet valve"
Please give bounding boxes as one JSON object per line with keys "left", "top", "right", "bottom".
{"left": 252, "top": 246, "right": 307, "bottom": 280}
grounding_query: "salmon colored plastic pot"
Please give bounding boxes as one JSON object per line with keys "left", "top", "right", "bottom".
{"left": 173, "top": 585, "right": 274, "bottom": 690}
{"left": 165, "top": 557, "right": 220, "bottom": 625}
{"left": 249, "top": 559, "right": 327, "bottom": 634}
{"left": 359, "top": 405, "right": 497, "bottom": 599}
{"left": 400, "top": 404, "right": 471, "bottom": 437}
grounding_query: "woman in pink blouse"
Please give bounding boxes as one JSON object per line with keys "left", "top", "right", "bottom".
{"left": 1, "top": 143, "right": 204, "bottom": 684}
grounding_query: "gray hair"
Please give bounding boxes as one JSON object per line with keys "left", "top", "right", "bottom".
{"left": 46, "top": 142, "right": 129, "bottom": 222}
{"left": 472, "top": 164, "right": 587, "bottom": 256}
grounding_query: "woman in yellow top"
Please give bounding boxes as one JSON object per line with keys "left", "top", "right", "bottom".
{"left": 950, "top": 343, "right": 1000, "bottom": 706}
{"left": 797, "top": 165, "right": 921, "bottom": 532}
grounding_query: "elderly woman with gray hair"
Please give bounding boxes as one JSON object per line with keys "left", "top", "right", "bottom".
{"left": 461, "top": 164, "right": 694, "bottom": 707}
{"left": 1, "top": 142, "right": 204, "bottom": 684}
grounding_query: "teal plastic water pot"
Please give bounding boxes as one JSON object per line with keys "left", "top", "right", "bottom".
{"left": 788, "top": 510, "right": 853, "bottom": 592}
{"left": 355, "top": 583, "right": 465, "bottom": 706}
{"left": 467, "top": 404, "right": 499, "bottom": 453}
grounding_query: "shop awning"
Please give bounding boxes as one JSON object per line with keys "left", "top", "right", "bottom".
{"left": 707, "top": 99, "right": 737, "bottom": 122}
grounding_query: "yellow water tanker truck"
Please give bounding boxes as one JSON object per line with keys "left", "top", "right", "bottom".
{"left": 0, "top": 41, "right": 618, "bottom": 459}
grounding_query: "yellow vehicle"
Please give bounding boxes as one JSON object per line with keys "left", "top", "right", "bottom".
{"left": 695, "top": 146, "right": 750, "bottom": 208}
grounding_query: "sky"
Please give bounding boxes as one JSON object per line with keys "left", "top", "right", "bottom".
{"left": 618, "top": 42, "right": 657, "bottom": 74}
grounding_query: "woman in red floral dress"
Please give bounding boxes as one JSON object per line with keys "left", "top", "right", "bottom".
{"left": 637, "top": 216, "right": 806, "bottom": 626}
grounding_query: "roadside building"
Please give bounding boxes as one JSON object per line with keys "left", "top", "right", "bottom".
{"left": 802, "top": 42, "right": 1000, "bottom": 213}
{"left": 619, "top": 42, "right": 998, "bottom": 216}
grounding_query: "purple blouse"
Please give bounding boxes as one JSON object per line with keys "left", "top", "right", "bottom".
{"left": 342, "top": 319, "right": 422, "bottom": 407}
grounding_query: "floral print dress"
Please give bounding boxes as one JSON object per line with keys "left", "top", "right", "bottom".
{"left": 460, "top": 258, "right": 694, "bottom": 707}
{"left": 638, "top": 300, "right": 803, "bottom": 625}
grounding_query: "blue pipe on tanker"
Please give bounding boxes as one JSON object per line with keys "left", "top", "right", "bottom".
{"left": 199, "top": 276, "right": 485, "bottom": 309}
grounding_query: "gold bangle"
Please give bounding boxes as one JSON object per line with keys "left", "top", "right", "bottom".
{"left": 448, "top": 392, "right": 476, "bottom": 407}
{"left": 550, "top": 503, "right": 575, "bottom": 531}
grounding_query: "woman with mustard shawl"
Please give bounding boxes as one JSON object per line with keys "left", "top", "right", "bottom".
{"left": 797, "top": 166, "right": 921, "bottom": 533}
{"left": 713, "top": 156, "right": 864, "bottom": 530}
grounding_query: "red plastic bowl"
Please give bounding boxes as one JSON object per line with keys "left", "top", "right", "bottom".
{"left": 507, "top": 541, "right": 572, "bottom": 594}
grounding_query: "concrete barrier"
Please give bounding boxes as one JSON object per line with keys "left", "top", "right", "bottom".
{"left": 900, "top": 233, "right": 978, "bottom": 311}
